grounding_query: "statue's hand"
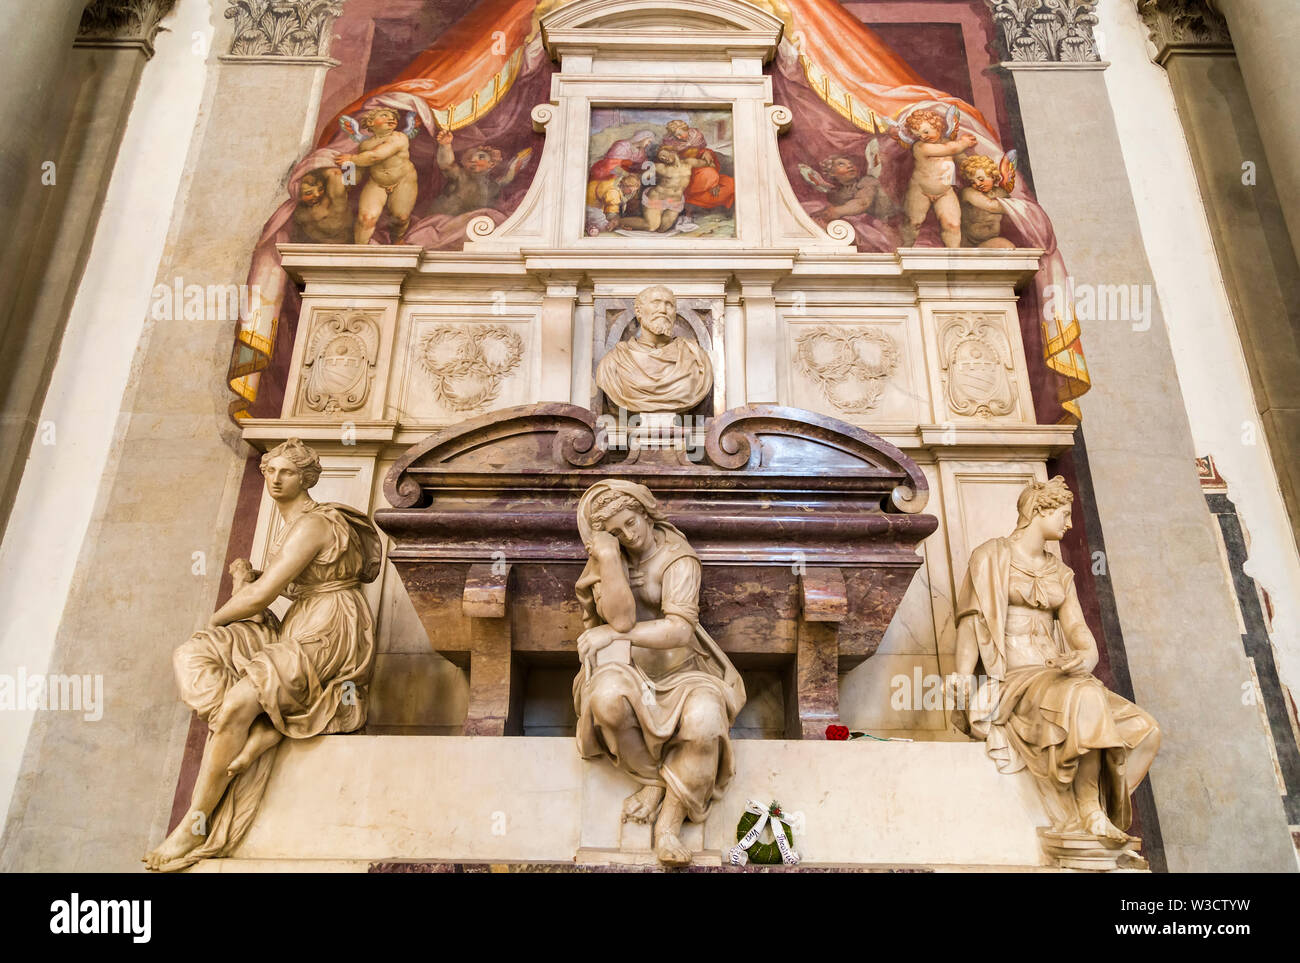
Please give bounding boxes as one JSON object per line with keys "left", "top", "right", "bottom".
{"left": 943, "top": 672, "right": 975, "bottom": 709}
{"left": 1047, "top": 651, "right": 1088, "bottom": 676}
{"left": 229, "top": 558, "right": 256, "bottom": 581}
{"left": 577, "top": 624, "right": 619, "bottom": 662}
{"left": 587, "top": 530, "right": 622, "bottom": 562}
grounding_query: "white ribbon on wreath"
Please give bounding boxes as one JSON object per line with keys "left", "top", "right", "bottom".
{"left": 727, "top": 799, "right": 801, "bottom": 866}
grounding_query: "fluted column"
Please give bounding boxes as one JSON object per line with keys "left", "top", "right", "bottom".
{"left": 1211, "top": 0, "right": 1300, "bottom": 258}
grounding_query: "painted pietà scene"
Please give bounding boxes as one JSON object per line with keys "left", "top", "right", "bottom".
{"left": 585, "top": 108, "right": 737, "bottom": 239}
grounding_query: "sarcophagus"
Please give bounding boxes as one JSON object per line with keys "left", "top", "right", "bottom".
{"left": 375, "top": 403, "right": 937, "bottom": 738}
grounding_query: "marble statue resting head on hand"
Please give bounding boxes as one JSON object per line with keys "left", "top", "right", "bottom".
{"left": 584, "top": 484, "right": 663, "bottom": 556}
{"left": 260, "top": 438, "right": 322, "bottom": 500}
{"left": 1014, "top": 475, "right": 1073, "bottom": 541}
{"left": 634, "top": 284, "right": 678, "bottom": 339}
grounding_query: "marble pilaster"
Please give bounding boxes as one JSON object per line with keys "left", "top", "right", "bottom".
{"left": 1210, "top": 0, "right": 1300, "bottom": 261}
{"left": 1137, "top": 0, "right": 1300, "bottom": 555}
{"left": 0, "top": 0, "right": 106, "bottom": 539}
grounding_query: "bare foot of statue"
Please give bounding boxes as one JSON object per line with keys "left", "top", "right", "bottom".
{"left": 142, "top": 814, "right": 206, "bottom": 870}
{"left": 654, "top": 832, "right": 691, "bottom": 866}
{"left": 653, "top": 793, "right": 692, "bottom": 867}
{"left": 622, "top": 784, "right": 665, "bottom": 823}
{"left": 1083, "top": 809, "right": 1128, "bottom": 842}
{"left": 227, "top": 717, "right": 283, "bottom": 776}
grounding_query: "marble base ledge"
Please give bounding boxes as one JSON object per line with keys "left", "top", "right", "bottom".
{"left": 367, "top": 859, "right": 931, "bottom": 873}
{"left": 223, "top": 737, "right": 1059, "bottom": 867}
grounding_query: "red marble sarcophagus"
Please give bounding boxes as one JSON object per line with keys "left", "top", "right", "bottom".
{"left": 375, "top": 404, "right": 937, "bottom": 738}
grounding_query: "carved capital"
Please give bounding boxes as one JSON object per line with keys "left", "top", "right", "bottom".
{"left": 985, "top": 0, "right": 1102, "bottom": 63}
{"left": 1137, "top": 0, "right": 1232, "bottom": 65}
{"left": 224, "top": 0, "right": 345, "bottom": 58}
{"left": 77, "top": 0, "right": 178, "bottom": 57}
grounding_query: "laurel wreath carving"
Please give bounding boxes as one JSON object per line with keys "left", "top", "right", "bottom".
{"left": 418, "top": 325, "right": 524, "bottom": 412}
{"left": 794, "top": 326, "right": 900, "bottom": 414}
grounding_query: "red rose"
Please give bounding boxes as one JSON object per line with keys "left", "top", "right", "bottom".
{"left": 825, "top": 724, "right": 850, "bottom": 741}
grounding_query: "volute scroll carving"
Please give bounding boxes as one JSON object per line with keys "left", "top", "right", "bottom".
{"left": 382, "top": 402, "right": 931, "bottom": 517}
{"left": 382, "top": 404, "right": 609, "bottom": 510}
{"left": 705, "top": 405, "right": 929, "bottom": 513}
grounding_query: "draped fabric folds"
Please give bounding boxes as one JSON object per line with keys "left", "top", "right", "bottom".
{"left": 572, "top": 480, "right": 745, "bottom": 822}
{"left": 764, "top": 0, "right": 1089, "bottom": 419}
{"left": 160, "top": 503, "right": 381, "bottom": 872}
{"left": 228, "top": 0, "right": 550, "bottom": 420}
{"left": 955, "top": 538, "right": 1156, "bottom": 831}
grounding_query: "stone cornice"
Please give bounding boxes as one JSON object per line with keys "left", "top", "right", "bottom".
{"left": 1137, "top": 0, "right": 1233, "bottom": 65}
{"left": 984, "top": 0, "right": 1102, "bottom": 63}
{"left": 224, "top": 0, "right": 345, "bottom": 59}
{"left": 76, "top": 0, "right": 178, "bottom": 58}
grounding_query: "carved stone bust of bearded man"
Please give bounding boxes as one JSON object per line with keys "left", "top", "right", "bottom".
{"left": 596, "top": 285, "right": 713, "bottom": 413}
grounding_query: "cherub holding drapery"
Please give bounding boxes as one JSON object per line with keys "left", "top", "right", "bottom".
{"left": 337, "top": 107, "right": 420, "bottom": 243}
{"left": 888, "top": 104, "right": 977, "bottom": 248}
{"left": 958, "top": 152, "right": 1018, "bottom": 249}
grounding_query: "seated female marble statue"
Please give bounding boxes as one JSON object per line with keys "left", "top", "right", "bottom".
{"left": 144, "top": 439, "right": 380, "bottom": 872}
{"left": 947, "top": 476, "right": 1161, "bottom": 844}
{"left": 572, "top": 480, "right": 745, "bottom": 865}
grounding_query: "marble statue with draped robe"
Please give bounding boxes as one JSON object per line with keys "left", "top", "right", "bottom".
{"left": 145, "top": 439, "right": 381, "bottom": 872}
{"left": 572, "top": 479, "right": 745, "bottom": 866}
{"left": 947, "top": 477, "right": 1161, "bottom": 867}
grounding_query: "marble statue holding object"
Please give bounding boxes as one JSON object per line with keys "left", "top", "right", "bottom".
{"left": 144, "top": 439, "right": 381, "bottom": 872}
{"left": 572, "top": 480, "right": 745, "bottom": 866}
{"left": 595, "top": 285, "right": 713, "bottom": 414}
{"left": 947, "top": 476, "right": 1161, "bottom": 868}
